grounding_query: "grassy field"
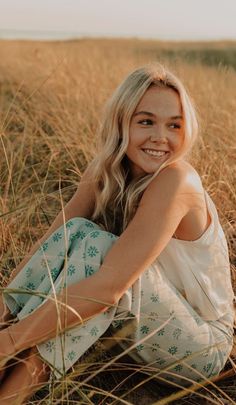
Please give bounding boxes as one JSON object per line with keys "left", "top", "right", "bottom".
{"left": 0, "top": 37, "right": 235, "bottom": 404}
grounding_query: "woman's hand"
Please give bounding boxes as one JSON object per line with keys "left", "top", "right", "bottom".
{"left": 0, "top": 328, "right": 16, "bottom": 369}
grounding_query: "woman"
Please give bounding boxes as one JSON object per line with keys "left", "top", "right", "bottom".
{"left": 0, "top": 62, "right": 235, "bottom": 403}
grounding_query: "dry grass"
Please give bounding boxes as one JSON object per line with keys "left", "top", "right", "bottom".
{"left": 0, "top": 37, "right": 235, "bottom": 404}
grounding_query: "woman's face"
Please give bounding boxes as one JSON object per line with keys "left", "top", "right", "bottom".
{"left": 126, "top": 86, "right": 185, "bottom": 178}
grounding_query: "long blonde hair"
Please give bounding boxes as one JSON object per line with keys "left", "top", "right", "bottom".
{"left": 89, "top": 62, "right": 199, "bottom": 235}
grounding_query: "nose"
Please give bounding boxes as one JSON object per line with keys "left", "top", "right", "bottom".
{"left": 149, "top": 130, "right": 168, "bottom": 143}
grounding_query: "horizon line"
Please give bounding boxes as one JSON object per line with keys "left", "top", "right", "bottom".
{"left": 0, "top": 29, "right": 236, "bottom": 43}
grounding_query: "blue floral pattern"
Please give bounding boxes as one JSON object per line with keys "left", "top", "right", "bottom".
{"left": 67, "top": 264, "right": 76, "bottom": 276}
{"left": 85, "top": 264, "right": 95, "bottom": 277}
{"left": 53, "top": 232, "right": 62, "bottom": 242}
{"left": 87, "top": 246, "right": 99, "bottom": 257}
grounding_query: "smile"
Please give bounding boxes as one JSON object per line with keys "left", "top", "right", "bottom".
{"left": 142, "top": 149, "right": 169, "bottom": 158}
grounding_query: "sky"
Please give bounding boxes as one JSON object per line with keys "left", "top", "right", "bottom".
{"left": 0, "top": 0, "right": 236, "bottom": 41}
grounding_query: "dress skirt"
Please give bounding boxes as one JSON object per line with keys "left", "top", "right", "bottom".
{"left": 2, "top": 217, "right": 234, "bottom": 387}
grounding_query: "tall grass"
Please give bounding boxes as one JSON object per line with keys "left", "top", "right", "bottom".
{"left": 0, "top": 38, "right": 235, "bottom": 404}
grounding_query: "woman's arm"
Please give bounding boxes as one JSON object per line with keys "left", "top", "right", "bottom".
{"left": 0, "top": 270, "right": 114, "bottom": 358}
{"left": 4, "top": 160, "right": 97, "bottom": 286}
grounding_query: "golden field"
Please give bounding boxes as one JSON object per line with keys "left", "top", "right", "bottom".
{"left": 0, "top": 38, "right": 235, "bottom": 404}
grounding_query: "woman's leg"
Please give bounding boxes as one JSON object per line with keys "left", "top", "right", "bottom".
{"left": 0, "top": 347, "right": 51, "bottom": 404}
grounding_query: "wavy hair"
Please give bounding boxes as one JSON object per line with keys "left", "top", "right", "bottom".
{"left": 89, "top": 62, "right": 199, "bottom": 235}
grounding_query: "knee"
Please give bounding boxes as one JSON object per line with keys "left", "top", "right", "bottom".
{"left": 66, "top": 218, "right": 105, "bottom": 247}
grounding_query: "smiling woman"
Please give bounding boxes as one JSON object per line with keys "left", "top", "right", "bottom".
{"left": 0, "top": 62, "right": 234, "bottom": 403}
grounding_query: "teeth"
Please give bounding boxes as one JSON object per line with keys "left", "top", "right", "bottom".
{"left": 143, "top": 149, "right": 167, "bottom": 157}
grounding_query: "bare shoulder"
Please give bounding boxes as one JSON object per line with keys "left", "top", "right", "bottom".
{"left": 160, "top": 160, "right": 202, "bottom": 185}
{"left": 169, "top": 160, "right": 205, "bottom": 200}
{"left": 154, "top": 161, "right": 209, "bottom": 241}
{"left": 139, "top": 160, "right": 206, "bottom": 232}
{"left": 145, "top": 160, "right": 203, "bottom": 199}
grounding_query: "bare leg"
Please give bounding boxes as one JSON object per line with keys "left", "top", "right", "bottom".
{"left": 0, "top": 346, "right": 51, "bottom": 405}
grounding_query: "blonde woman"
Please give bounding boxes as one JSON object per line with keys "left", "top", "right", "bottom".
{"left": 0, "top": 62, "right": 235, "bottom": 403}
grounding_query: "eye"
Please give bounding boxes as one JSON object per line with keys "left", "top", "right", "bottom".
{"left": 138, "top": 119, "right": 153, "bottom": 126}
{"left": 169, "top": 123, "right": 181, "bottom": 129}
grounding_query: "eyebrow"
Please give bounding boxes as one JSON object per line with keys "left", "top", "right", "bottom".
{"left": 133, "top": 111, "right": 183, "bottom": 120}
